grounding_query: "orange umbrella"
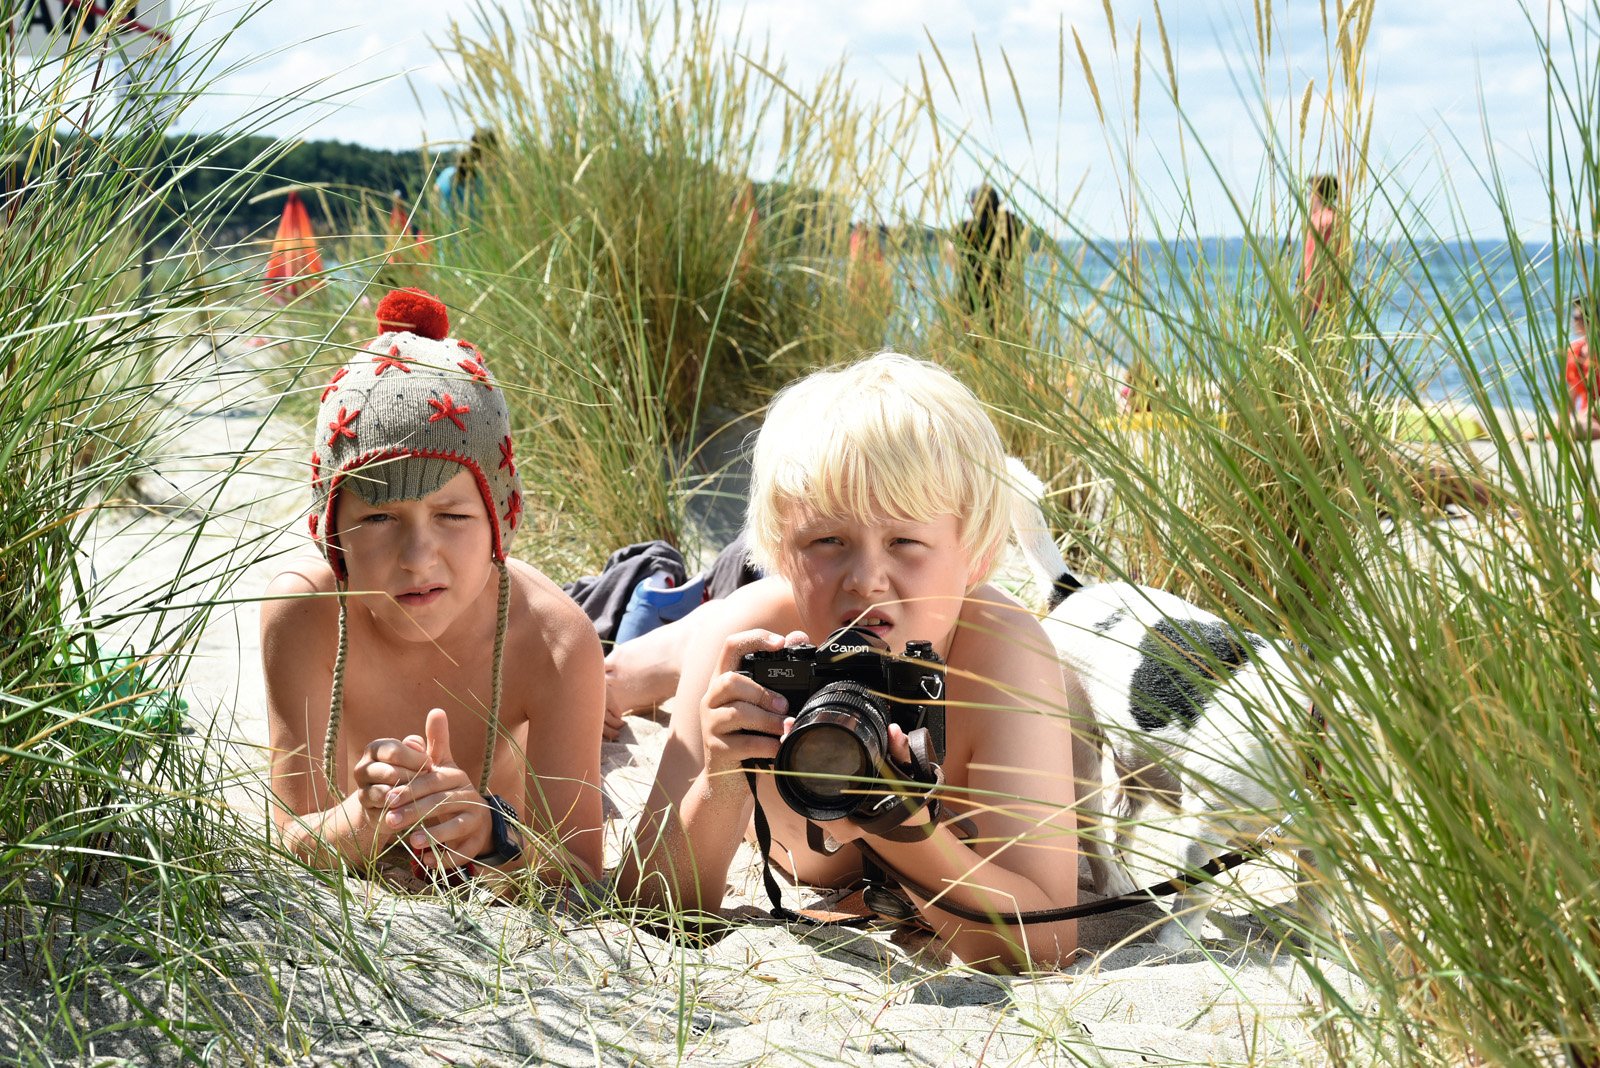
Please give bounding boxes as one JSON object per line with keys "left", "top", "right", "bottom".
{"left": 263, "top": 190, "right": 323, "bottom": 301}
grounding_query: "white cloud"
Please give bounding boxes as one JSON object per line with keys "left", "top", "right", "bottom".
{"left": 150, "top": 0, "right": 1561, "bottom": 237}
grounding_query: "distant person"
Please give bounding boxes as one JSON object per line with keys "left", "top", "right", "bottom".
{"left": 953, "top": 184, "right": 1022, "bottom": 332}
{"left": 262, "top": 287, "right": 604, "bottom": 887}
{"left": 1300, "top": 173, "right": 1341, "bottom": 315}
{"left": 846, "top": 221, "right": 893, "bottom": 315}
{"left": 1527, "top": 299, "right": 1600, "bottom": 441}
{"left": 730, "top": 180, "right": 761, "bottom": 277}
{"left": 436, "top": 128, "right": 499, "bottom": 216}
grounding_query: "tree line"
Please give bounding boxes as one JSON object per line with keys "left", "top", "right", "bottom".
{"left": 2, "top": 129, "right": 441, "bottom": 244}
{"left": 155, "top": 133, "right": 440, "bottom": 243}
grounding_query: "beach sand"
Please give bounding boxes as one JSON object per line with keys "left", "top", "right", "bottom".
{"left": 60, "top": 343, "right": 1599, "bottom": 1066}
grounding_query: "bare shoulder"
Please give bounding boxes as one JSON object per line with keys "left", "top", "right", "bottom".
{"left": 946, "top": 583, "right": 1075, "bottom": 792}
{"left": 503, "top": 558, "right": 602, "bottom": 665}
{"left": 264, "top": 554, "right": 336, "bottom": 598}
{"left": 261, "top": 556, "right": 338, "bottom": 643}
{"left": 950, "top": 581, "right": 1060, "bottom": 686}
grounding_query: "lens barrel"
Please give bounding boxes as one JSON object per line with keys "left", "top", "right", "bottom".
{"left": 773, "top": 681, "right": 889, "bottom": 822}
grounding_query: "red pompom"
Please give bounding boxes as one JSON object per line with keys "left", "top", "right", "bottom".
{"left": 375, "top": 287, "right": 450, "bottom": 340}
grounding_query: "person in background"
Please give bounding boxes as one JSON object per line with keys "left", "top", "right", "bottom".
{"left": 953, "top": 184, "right": 1021, "bottom": 333}
{"left": 1300, "top": 173, "right": 1341, "bottom": 316}
{"left": 847, "top": 221, "right": 893, "bottom": 315}
{"left": 730, "top": 180, "right": 761, "bottom": 278}
{"left": 1527, "top": 299, "right": 1600, "bottom": 441}
{"left": 436, "top": 128, "right": 499, "bottom": 216}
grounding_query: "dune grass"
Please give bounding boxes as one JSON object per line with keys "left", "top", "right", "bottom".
{"left": 990, "top": 2, "right": 1600, "bottom": 1064}
{"left": 9, "top": 0, "right": 1600, "bottom": 1064}
{"left": 0, "top": 11, "right": 434, "bottom": 1063}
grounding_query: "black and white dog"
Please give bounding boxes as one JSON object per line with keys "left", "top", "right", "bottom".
{"left": 1007, "top": 459, "right": 1321, "bottom": 949}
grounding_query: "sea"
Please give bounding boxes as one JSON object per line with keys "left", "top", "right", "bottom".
{"left": 911, "top": 236, "right": 1576, "bottom": 414}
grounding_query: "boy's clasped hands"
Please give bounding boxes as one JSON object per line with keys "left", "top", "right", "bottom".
{"left": 352, "top": 709, "right": 491, "bottom": 871}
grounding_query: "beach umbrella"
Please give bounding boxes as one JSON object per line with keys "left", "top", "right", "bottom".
{"left": 263, "top": 190, "right": 323, "bottom": 301}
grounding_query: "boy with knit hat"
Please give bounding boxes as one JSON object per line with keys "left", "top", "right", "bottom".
{"left": 263, "top": 288, "right": 604, "bottom": 883}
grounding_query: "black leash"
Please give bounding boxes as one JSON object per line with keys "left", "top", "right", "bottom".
{"left": 856, "top": 809, "right": 1298, "bottom": 925}
{"left": 742, "top": 751, "right": 1292, "bottom": 927}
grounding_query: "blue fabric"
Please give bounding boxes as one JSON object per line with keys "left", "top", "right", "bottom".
{"left": 614, "top": 573, "right": 706, "bottom": 645}
{"left": 435, "top": 165, "right": 461, "bottom": 211}
{"left": 561, "top": 541, "right": 687, "bottom": 644}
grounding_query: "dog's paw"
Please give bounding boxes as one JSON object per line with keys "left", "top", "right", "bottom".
{"left": 1154, "top": 920, "right": 1202, "bottom": 954}
{"left": 1100, "top": 866, "right": 1140, "bottom": 899}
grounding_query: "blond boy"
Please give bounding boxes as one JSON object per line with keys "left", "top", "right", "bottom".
{"left": 263, "top": 288, "right": 604, "bottom": 882}
{"left": 620, "top": 353, "right": 1081, "bottom": 972}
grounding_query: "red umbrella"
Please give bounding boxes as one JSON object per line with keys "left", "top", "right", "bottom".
{"left": 263, "top": 190, "right": 323, "bottom": 301}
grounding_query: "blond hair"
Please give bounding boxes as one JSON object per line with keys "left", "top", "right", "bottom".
{"left": 745, "top": 352, "right": 1010, "bottom": 583}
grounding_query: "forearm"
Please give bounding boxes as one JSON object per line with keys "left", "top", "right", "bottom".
{"left": 622, "top": 769, "right": 751, "bottom": 914}
{"left": 871, "top": 822, "right": 1078, "bottom": 973}
{"left": 275, "top": 793, "right": 389, "bottom": 869}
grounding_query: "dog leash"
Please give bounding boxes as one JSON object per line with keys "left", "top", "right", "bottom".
{"left": 750, "top": 791, "right": 1300, "bottom": 927}
{"left": 855, "top": 807, "right": 1300, "bottom": 925}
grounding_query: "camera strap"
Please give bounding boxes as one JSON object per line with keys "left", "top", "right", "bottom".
{"left": 741, "top": 751, "right": 946, "bottom": 928}
{"left": 848, "top": 727, "right": 945, "bottom": 838}
{"left": 742, "top": 762, "right": 802, "bottom": 922}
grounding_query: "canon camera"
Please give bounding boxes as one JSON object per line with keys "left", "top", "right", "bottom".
{"left": 739, "top": 626, "right": 946, "bottom": 822}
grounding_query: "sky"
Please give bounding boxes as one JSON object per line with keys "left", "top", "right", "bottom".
{"left": 46, "top": 0, "right": 1583, "bottom": 239}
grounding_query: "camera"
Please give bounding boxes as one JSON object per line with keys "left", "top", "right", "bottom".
{"left": 739, "top": 626, "right": 946, "bottom": 822}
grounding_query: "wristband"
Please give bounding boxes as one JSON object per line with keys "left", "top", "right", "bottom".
{"left": 474, "top": 793, "right": 524, "bottom": 866}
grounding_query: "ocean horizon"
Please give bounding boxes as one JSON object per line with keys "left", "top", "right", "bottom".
{"left": 1043, "top": 236, "right": 1568, "bottom": 413}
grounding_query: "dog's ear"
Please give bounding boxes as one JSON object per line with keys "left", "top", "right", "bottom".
{"left": 1048, "top": 571, "right": 1083, "bottom": 611}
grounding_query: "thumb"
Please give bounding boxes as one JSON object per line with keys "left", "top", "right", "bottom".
{"left": 424, "top": 708, "right": 457, "bottom": 768}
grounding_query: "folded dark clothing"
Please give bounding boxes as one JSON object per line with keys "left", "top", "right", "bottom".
{"left": 702, "top": 533, "right": 763, "bottom": 601}
{"left": 562, "top": 541, "right": 687, "bottom": 644}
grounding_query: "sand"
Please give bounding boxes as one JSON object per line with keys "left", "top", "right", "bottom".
{"left": 62, "top": 334, "right": 1595, "bottom": 1066}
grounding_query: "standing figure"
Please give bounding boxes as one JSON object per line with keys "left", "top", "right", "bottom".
{"left": 730, "top": 180, "right": 761, "bottom": 278}
{"left": 846, "top": 221, "right": 893, "bottom": 318}
{"left": 954, "top": 184, "right": 1021, "bottom": 332}
{"left": 1531, "top": 299, "right": 1600, "bottom": 441}
{"left": 436, "top": 128, "right": 499, "bottom": 217}
{"left": 1300, "top": 173, "right": 1341, "bottom": 316}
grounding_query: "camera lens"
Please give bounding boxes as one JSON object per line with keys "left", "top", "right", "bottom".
{"left": 774, "top": 681, "right": 888, "bottom": 822}
{"left": 782, "top": 726, "right": 869, "bottom": 800}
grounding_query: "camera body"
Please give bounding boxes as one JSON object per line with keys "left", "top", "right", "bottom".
{"left": 739, "top": 626, "right": 946, "bottom": 822}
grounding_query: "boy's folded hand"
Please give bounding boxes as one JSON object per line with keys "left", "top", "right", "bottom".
{"left": 700, "top": 629, "right": 807, "bottom": 776}
{"left": 351, "top": 735, "right": 432, "bottom": 839}
{"left": 388, "top": 709, "right": 495, "bottom": 868}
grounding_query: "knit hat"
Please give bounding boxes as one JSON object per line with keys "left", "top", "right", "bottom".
{"left": 311, "top": 288, "right": 521, "bottom": 798}
{"left": 310, "top": 287, "right": 521, "bottom": 575}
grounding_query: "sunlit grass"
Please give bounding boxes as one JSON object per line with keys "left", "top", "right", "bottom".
{"left": 10, "top": 0, "right": 1600, "bottom": 1063}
